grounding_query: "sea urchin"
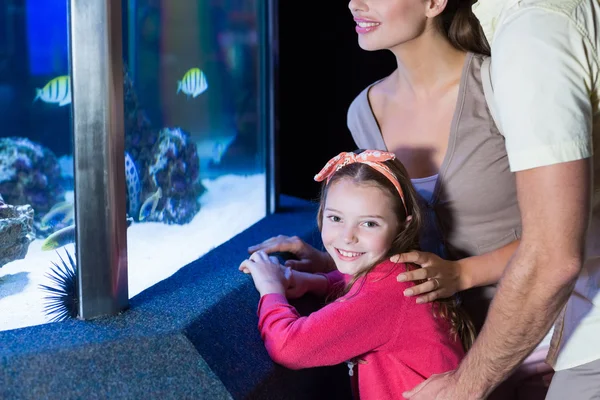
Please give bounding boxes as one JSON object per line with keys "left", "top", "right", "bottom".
{"left": 39, "top": 249, "right": 79, "bottom": 322}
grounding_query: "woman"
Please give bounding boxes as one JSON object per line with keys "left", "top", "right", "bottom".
{"left": 250, "top": 0, "right": 552, "bottom": 397}
{"left": 345, "top": 0, "right": 512, "bottom": 323}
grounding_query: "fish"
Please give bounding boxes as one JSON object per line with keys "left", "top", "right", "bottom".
{"left": 41, "top": 225, "right": 75, "bottom": 251}
{"left": 42, "top": 217, "right": 135, "bottom": 251}
{"left": 41, "top": 201, "right": 75, "bottom": 229}
{"left": 177, "top": 68, "right": 208, "bottom": 98}
{"left": 125, "top": 152, "right": 141, "bottom": 218}
{"left": 209, "top": 135, "right": 236, "bottom": 166}
{"left": 34, "top": 75, "right": 71, "bottom": 106}
{"left": 138, "top": 187, "right": 162, "bottom": 222}
{"left": 211, "top": 142, "right": 226, "bottom": 165}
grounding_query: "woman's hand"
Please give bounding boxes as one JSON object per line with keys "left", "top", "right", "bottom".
{"left": 239, "top": 250, "right": 288, "bottom": 297}
{"left": 393, "top": 251, "right": 463, "bottom": 303}
{"left": 248, "top": 235, "right": 335, "bottom": 273}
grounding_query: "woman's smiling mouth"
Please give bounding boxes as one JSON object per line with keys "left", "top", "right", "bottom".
{"left": 354, "top": 19, "right": 381, "bottom": 34}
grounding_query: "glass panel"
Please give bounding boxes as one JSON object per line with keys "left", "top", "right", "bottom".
{"left": 123, "top": 0, "right": 267, "bottom": 297}
{"left": 1, "top": 0, "right": 76, "bottom": 331}
{"left": 0, "top": 0, "right": 269, "bottom": 332}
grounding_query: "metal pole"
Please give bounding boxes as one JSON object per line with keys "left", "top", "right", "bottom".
{"left": 263, "top": 0, "right": 279, "bottom": 214}
{"left": 69, "top": 0, "right": 128, "bottom": 319}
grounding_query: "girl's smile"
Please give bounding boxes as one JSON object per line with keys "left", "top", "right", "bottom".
{"left": 335, "top": 248, "right": 365, "bottom": 261}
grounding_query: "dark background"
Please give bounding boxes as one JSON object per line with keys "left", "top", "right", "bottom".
{"left": 277, "top": 1, "right": 395, "bottom": 201}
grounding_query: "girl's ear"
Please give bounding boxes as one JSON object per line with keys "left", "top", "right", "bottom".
{"left": 404, "top": 215, "right": 413, "bottom": 228}
{"left": 425, "top": 0, "right": 448, "bottom": 19}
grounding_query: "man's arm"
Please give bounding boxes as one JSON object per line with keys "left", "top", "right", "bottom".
{"left": 404, "top": 6, "right": 596, "bottom": 399}
{"left": 404, "top": 161, "right": 591, "bottom": 400}
{"left": 451, "top": 6, "right": 595, "bottom": 396}
{"left": 453, "top": 159, "right": 590, "bottom": 397}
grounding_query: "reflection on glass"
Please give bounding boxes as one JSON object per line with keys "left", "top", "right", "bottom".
{"left": 0, "top": 0, "right": 76, "bottom": 331}
{"left": 123, "top": 0, "right": 267, "bottom": 297}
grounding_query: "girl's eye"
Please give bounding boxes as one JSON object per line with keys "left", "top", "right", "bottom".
{"left": 363, "top": 221, "right": 378, "bottom": 228}
{"left": 327, "top": 215, "right": 341, "bottom": 223}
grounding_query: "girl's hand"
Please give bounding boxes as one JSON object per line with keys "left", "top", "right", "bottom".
{"left": 239, "top": 250, "right": 288, "bottom": 297}
{"left": 247, "top": 235, "right": 335, "bottom": 273}
{"left": 392, "top": 251, "right": 463, "bottom": 303}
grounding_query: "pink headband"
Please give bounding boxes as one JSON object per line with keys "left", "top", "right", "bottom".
{"left": 314, "top": 150, "right": 408, "bottom": 215}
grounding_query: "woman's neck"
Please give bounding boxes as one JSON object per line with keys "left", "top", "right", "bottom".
{"left": 388, "top": 34, "right": 467, "bottom": 99}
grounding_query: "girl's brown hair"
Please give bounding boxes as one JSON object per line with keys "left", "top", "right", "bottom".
{"left": 316, "top": 149, "right": 475, "bottom": 351}
{"left": 435, "top": 0, "right": 490, "bottom": 56}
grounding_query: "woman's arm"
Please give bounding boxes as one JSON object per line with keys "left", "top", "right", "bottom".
{"left": 395, "top": 240, "right": 519, "bottom": 303}
{"left": 240, "top": 250, "right": 341, "bottom": 299}
{"left": 456, "top": 240, "right": 519, "bottom": 290}
{"left": 248, "top": 235, "right": 337, "bottom": 273}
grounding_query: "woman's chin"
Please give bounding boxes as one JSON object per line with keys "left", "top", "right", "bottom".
{"left": 358, "top": 41, "right": 383, "bottom": 52}
{"left": 358, "top": 40, "right": 380, "bottom": 51}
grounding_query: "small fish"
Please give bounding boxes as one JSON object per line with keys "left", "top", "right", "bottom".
{"left": 211, "top": 142, "right": 226, "bottom": 165}
{"left": 34, "top": 75, "right": 71, "bottom": 106}
{"left": 41, "top": 201, "right": 75, "bottom": 229}
{"left": 42, "top": 216, "right": 135, "bottom": 251}
{"left": 138, "top": 187, "right": 162, "bottom": 222}
{"left": 209, "top": 136, "right": 235, "bottom": 166}
{"left": 125, "top": 152, "right": 141, "bottom": 218}
{"left": 177, "top": 68, "right": 208, "bottom": 98}
{"left": 41, "top": 225, "right": 75, "bottom": 251}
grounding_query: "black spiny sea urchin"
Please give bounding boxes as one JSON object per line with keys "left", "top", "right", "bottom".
{"left": 39, "top": 249, "right": 79, "bottom": 322}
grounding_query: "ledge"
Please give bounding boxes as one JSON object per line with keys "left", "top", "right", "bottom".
{"left": 0, "top": 195, "right": 351, "bottom": 399}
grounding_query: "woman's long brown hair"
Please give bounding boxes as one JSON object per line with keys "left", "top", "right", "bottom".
{"left": 435, "top": 0, "right": 491, "bottom": 56}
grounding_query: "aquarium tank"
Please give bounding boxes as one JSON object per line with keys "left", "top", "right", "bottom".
{"left": 0, "top": 0, "right": 272, "bottom": 331}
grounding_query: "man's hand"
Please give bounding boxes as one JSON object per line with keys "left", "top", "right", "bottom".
{"left": 402, "top": 371, "right": 479, "bottom": 400}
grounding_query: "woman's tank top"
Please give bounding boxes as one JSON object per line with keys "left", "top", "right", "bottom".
{"left": 347, "top": 53, "right": 522, "bottom": 330}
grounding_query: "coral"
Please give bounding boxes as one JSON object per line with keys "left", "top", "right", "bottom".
{"left": 143, "top": 127, "right": 205, "bottom": 224}
{"left": 123, "top": 63, "right": 159, "bottom": 186}
{"left": 122, "top": 64, "right": 204, "bottom": 224}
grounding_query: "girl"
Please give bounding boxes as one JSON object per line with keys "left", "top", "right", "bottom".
{"left": 240, "top": 149, "right": 474, "bottom": 400}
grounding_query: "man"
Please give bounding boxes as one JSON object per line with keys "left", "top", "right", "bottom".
{"left": 403, "top": 0, "right": 600, "bottom": 398}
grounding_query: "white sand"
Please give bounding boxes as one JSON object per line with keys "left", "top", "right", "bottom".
{"left": 0, "top": 173, "right": 266, "bottom": 332}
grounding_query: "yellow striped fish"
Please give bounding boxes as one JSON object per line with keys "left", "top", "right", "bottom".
{"left": 34, "top": 75, "right": 71, "bottom": 106}
{"left": 177, "top": 68, "right": 208, "bottom": 98}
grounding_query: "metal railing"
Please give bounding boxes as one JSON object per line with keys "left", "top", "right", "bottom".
{"left": 69, "top": 0, "right": 129, "bottom": 319}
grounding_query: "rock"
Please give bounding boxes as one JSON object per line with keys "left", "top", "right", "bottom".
{"left": 0, "top": 137, "right": 66, "bottom": 240}
{"left": 0, "top": 202, "right": 35, "bottom": 268}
